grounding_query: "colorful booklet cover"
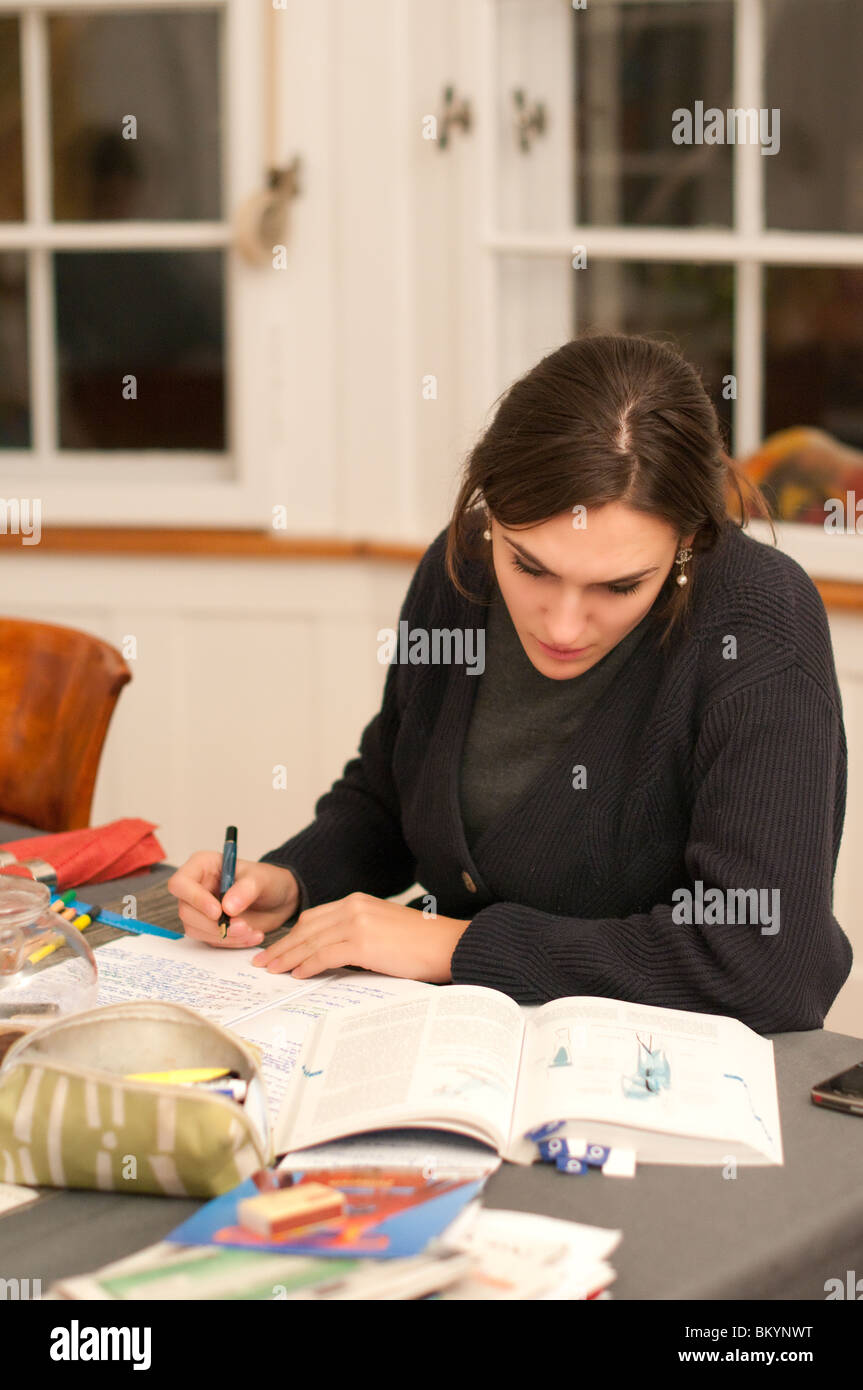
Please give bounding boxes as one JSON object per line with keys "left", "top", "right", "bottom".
{"left": 166, "top": 1168, "right": 484, "bottom": 1260}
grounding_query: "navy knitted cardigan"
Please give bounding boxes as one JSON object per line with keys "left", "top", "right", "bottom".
{"left": 259, "top": 519, "right": 852, "bottom": 1034}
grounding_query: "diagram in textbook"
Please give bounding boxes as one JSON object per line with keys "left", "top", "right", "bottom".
{"left": 549, "top": 1026, "right": 574, "bottom": 1069}
{"left": 621, "top": 1033, "right": 671, "bottom": 1099}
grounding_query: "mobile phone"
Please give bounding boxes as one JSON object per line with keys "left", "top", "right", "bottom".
{"left": 811, "top": 1060, "right": 863, "bottom": 1116}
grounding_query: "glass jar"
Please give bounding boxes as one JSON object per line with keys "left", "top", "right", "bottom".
{"left": 0, "top": 878, "right": 98, "bottom": 1046}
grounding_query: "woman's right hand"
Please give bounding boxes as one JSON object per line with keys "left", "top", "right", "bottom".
{"left": 166, "top": 852, "right": 300, "bottom": 949}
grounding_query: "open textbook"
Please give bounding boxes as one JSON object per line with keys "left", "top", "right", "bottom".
{"left": 30, "top": 935, "right": 782, "bottom": 1167}
{"left": 271, "top": 987, "right": 784, "bottom": 1167}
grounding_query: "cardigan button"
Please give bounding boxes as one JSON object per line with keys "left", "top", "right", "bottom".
{"left": 461, "top": 870, "right": 478, "bottom": 893}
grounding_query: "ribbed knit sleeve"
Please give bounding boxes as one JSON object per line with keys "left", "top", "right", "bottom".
{"left": 450, "top": 666, "right": 852, "bottom": 1034}
{"left": 255, "top": 545, "right": 436, "bottom": 910}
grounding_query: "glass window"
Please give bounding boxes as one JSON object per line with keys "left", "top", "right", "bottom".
{"left": 54, "top": 250, "right": 225, "bottom": 450}
{"left": 575, "top": 1, "right": 734, "bottom": 227}
{"left": 49, "top": 10, "right": 222, "bottom": 222}
{"left": 0, "top": 17, "right": 24, "bottom": 222}
{"left": 765, "top": 0, "right": 863, "bottom": 234}
{"left": 0, "top": 253, "right": 29, "bottom": 448}
{"left": 765, "top": 266, "right": 863, "bottom": 448}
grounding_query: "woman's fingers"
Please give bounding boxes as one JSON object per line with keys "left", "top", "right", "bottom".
{"left": 219, "top": 869, "right": 272, "bottom": 918}
{"left": 166, "top": 851, "right": 224, "bottom": 922}
{"left": 167, "top": 853, "right": 300, "bottom": 949}
{"left": 175, "top": 899, "right": 264, "bottom": 948}
{"left": 168, "top": 854, "right": 271, "bottom": 947}
{"left": 254, "top": 926, "right": 348, "bottom": 975}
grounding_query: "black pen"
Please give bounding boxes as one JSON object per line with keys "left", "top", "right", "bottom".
{"left": 218, "top": 825, "right": 238, "bottom": 940}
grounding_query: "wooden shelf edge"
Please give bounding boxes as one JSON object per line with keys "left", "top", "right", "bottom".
{"left": 0, "top": 528, "right": 426, "bottom": 564}
{"left": 813, "top": 580, "right": 863, "bottom": 613}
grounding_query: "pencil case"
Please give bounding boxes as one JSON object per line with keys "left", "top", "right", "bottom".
{"left": 0, "top": 1001, "right": 273, "bottom": 1197}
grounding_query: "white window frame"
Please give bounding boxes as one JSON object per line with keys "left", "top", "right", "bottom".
{"left": 0, "top": 0, "right": 282, "bottom": 526}
{"left": 456, "top": 0, "right": 863, "bottom": 581}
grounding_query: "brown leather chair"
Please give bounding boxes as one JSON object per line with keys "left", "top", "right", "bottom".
{"left": 0, "top": 617, "right": 132, "bottom": 832}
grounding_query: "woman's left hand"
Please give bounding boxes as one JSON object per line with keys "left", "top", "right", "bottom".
{"left": 250, "top": 892, "right": 472, "bottom": 983}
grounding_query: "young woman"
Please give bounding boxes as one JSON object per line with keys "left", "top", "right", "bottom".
{"left": 167, "top": 332, "right": 852, "bottom": 1034}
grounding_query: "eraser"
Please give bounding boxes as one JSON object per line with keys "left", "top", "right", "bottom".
{"left": 601, "top": 1148, "right": 637, "bottom": 1178}
{"left": 238, "top": 1182, "right": 345, "bottom": 1237}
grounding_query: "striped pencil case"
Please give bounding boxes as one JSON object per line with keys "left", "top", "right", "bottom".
{"left": 0, "top": 1001, "right": 273, "bottom": 1197}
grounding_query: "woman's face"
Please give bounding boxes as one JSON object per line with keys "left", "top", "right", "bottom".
{"left": 489, "top": 501, "right": 693, "bottom": 680}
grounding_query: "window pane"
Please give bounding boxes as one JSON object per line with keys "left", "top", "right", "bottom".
{"left": 49, "top": 11, "right": 221, "bottom": 222}
{"left": 0, "top": 18, "right": 24, "bottom": 222}
{"left": 576, "top": 1, "right": 733, "bottom": 228}
{"left": 0, "top": 254, "right": 29, "bottom": 447}
{"left": 765, "top": 267, "right": 863, "bottom": 449}
{"left": 765, "top": 0, "right": 863, "bottom": 234}
{"left": 54, "top": 250, "right": 225, "bottom": 450}
{"left": 577, "top": 261, "right": 735, "bottom": 441}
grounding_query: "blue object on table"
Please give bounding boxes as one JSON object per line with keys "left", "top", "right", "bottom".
{"left": 71, "top": 899, "right": 183, "bottom": 941}
{"left": 556, "top": 1155, "right": 588, "bottom": 1176}
{"left": 584, "top": 1143, "right": 611, "bottom": 1167}
{"left": 538, "top": 1136, "right": 569, "bottom": 1162}
{"left": 525, "top": 1120, "right": 566, "bottom": 1143}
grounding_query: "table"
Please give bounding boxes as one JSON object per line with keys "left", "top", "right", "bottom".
{"left": 1, "top": 822, "right": 862, "bottom": 1300}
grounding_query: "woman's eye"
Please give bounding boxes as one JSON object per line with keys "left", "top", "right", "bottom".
{"left": 512, "top": 556, "right": 641, "bottom": 597}
{"left": 511, "top": 558, "right": 544, "bottom": 578}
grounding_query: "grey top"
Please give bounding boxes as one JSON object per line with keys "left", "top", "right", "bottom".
{"left": 458, "top": 577, "right": 653, "bottom": 850}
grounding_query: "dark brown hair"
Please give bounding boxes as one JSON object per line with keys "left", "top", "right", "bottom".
{"left": 445, "top": 331, "right": 774, "bottom": 648}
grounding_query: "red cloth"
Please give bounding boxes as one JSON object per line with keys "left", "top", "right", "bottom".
{"left": 0, "top": 818, "right": 166, "bottom": 889}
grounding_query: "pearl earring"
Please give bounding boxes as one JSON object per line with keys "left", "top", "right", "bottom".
{"left": 675, "top": 547, "right": 693, "bottom": 586}
{"left": 483, "top": 528, "right": 492, "bottom": 540}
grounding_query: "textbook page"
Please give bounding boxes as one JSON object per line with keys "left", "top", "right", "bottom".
{"left": 230, "top": 971, "right": 438, "bottom": 1120}
{"left": 507, "top": 996, "right": 783, "bottom": 1166}
{"left": 31, "top": 932, "right": 321, "bottom": 1027}
{"left": 274, "top": 986, "right": 526, "bottom": 1156}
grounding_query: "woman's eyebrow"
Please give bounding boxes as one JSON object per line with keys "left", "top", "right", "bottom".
{"left": 504, "top": 536, "right": 659, "bottom": 585}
